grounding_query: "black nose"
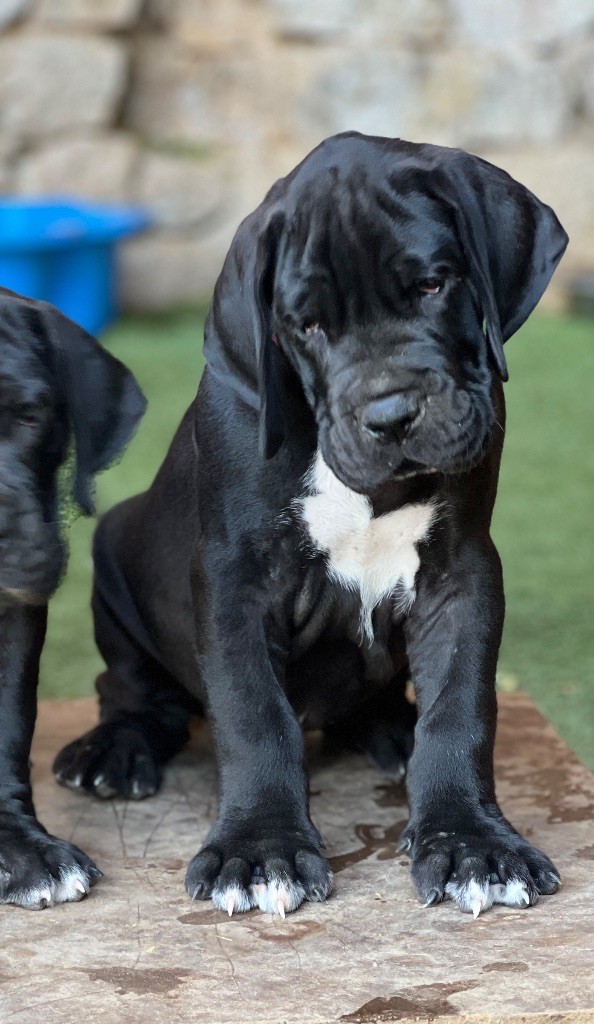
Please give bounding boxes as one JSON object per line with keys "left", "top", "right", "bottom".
{"left": 361, "top": 392, "right": 418, "bottom": 441}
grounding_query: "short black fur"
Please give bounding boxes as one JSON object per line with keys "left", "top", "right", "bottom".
{"left": 0, "top": 287, "right": 145, "bottom": 909}
{"left": 53, "top": 134, "right": 567, "bottom": 917}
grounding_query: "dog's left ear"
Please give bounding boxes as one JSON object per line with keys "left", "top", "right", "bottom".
{"left": 42, "top": 303, "right": 147, "bottom": 514}
{"left": 439, "top": 154, "right": 568, "bottom": 381}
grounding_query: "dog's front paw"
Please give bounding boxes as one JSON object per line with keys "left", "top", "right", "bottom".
{"left": 0, "top": 815, "right": 102, "bottom": 910}
{"left": 401, "top": 816, "right": 560, "bottom": 917}
{"left": 185, "top": 818, "right": 333, "bottom": 917}
{"left": 53, "top": 722, "right": 161, "bottom": 800}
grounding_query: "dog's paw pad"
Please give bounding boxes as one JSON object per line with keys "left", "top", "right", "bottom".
{"left": 53, "top": 724, "right": 161, "bottom": 800}
{"left": 446, "top": 874, "right": 539, "bottom": 917}
{"left": 52, "top": 866, "right": 93, "bottom": 904}
{"left": 91, "top": 774, "right": 119, "bottom": 799}
{"left": 410, "top": 825, "right": 559, "bottom": 918}
{"left": 58, "top": 771, "right": 84, "bottom": 790}
{"left": 444, "top": 875, "right": 536, "bottom": 916}
{"left": 489, "top": 877, "right": 535, "bottom": 908}
{"left": 185, "top": 845, "right": 332, "bottom": 917}
{"left": 0, "top": 835, "right": 102, "bottom": 911}
{"left": 250, "top": 874, "right": 306, "bottom": 917}
{"left": 519, "top": 848, "right": 562, "bottom": 896}
{"left": 295, "top": 849, "right": 333, "bottom": 902}
{"left": 185, "top": 848, "right": 221, "bottom": 900}
{"left": 9, "top": 885, "right": 54, "bottom": 911}
{"left": 212, "top": 884, "right": 256, "bottom": 916}
{"left": 446, "top": 877, "right": 493, "bottom": 917}
{"left": 532, "top": 869, "right": 561, "bottom": 895}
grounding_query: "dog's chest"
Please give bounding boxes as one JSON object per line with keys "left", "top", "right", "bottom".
{"left": 298, "top": 452, "right": 435, "bottom": 639}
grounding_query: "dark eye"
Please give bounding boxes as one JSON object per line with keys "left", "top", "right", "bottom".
{"left": 417, "top": 278, "right": 443, "bottom": 295}
{"left": 17, "top": 410, "right": 40, "bottom": 428}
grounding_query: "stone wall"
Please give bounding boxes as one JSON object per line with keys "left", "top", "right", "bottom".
{"left": 1, "top": 0, "right": 593, "bottom": 310}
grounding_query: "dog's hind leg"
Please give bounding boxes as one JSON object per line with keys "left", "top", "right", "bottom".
{"left": 288, "top": 632, "right": 416, "bottom": 779}
{"left": 323, "top": 665, "right": 416, "bottom": 781}
{"left": 53, "top": 586, "right": 200, "bottom": 800}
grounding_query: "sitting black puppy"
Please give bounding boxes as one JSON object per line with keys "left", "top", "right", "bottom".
{"left": 0, "top": 287, "right": 145, "bottom": 909}
{"left": 55, "top": 133, "right": 567, "bottom": 919}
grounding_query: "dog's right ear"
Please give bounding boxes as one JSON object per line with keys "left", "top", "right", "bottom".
{"left": 252, "top": 211, "right": 286, "bottom": 460}
{"left": 205, "top": 206, "right": 287, "bottom": 461}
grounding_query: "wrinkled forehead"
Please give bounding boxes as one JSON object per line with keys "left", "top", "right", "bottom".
{"left": 276, "top": 154, "right": 460, "bottom": 320}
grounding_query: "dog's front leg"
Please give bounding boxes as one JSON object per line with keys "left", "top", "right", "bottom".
{"left": 185, "top": 569, "right": 332, "bottom": 917}
{"left": 0, "top": 605, "right": 101, "bottom": 909}
{"left": 401, "top": 537, "right": 560, "bottom": 917}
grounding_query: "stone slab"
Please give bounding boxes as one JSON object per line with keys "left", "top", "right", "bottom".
{"left": 0, "top": 0, "right": 29, "bottom": 31}
{"left": 0, "top": 34, "right": 126, "bottom": 141}
{"left": 35, "top": 0, "right": 143, "bottom": 30}
{"left": 15, "top": 133, "right": 138, "bottom": 201}
{"left": 1, "top": 694, "right": 593, "bottom": 1023}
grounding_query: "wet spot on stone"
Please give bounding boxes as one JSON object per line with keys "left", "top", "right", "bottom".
{"left": 146, "top": 859, "right": 184, "bottom": 873}
{"left": 178, "top": 911, "right": 326, "bottom": 939}
{"left": 576, "top": 844, "right": 594, "bottom": 860}
{"left": 495, "top": 702, "right": 594, "bottom": 824}
{"left": 178, "top": 908, "right": 236, "bottom": 926}
{"left": 341, "top": 981, "right": 478, "bottom": 1022}
{"left": 255, "top": 920, "right": 325, "bottom": 942}
{"left": 499, "top": 765, "right": 594, "bottom": 824}
{"left": 483, "top": 962, "right": 529, "bottom": 973}
{"left": 330, "top": 822, "right": 405, "bottom": 873}
{"left": 82, "top": 967, "right": 193, "bottom": 996}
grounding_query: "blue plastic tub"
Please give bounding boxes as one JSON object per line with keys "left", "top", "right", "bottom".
{"left": 0, "top": 198, "right": 150, "bottom": 335}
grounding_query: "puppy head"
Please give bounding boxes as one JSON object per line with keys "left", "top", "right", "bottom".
{"left": 0, "top": 288, "right": 146, "bottom": 605}
{"left": 217, "top": 133, "right": 567, "bottom": 494}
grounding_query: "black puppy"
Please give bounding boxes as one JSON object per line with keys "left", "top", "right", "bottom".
{"left": 0, "top": 287, "right": 145, "bottom": 909}
{"left": 54, "top": 133, "right": 568, "bottom": 919}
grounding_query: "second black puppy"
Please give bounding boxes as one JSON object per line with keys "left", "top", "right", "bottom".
{"left": 55, "top": 134, "right": 567, "bottom": 919}
{"left": 0, "top": 287, "right": 145, "bottom": 909}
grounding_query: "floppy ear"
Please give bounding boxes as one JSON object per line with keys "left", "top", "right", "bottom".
{"left": 253, "top": 212, "right": 287, "bottom": 459}
{"left": 205, "top": 205, "right": 287, "bottom": 460}
{"left": 41, "top": 303, "right": 147, "bottom": 514}
{"left": 438, "top": 154, "right": 568, "bottom": 381}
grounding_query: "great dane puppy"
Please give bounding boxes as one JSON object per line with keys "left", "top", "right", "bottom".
{"left": 0, "top": 287, "right": 145, "bottom": 909}
{"left": 54, "top": 133, "right": 568, "bottom": 919}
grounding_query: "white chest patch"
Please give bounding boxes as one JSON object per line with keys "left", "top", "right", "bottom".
{"left": 298, "top": 451, "right": 436, "bottom": 641}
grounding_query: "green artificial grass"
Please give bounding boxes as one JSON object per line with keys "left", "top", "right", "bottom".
{"left": 39, "top": 311, "right": 594, "bottom": 769}
{"left": 493, "top": 313, "right": 594, "bottom": 768}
